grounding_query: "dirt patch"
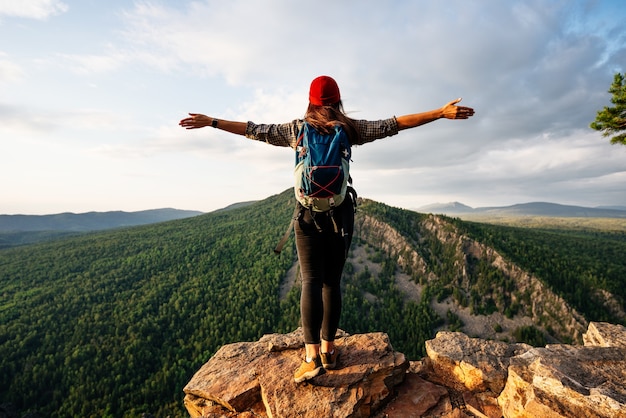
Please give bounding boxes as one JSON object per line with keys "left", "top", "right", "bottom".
{"left": 347, "top": 244, "right": 381, "bottom": 277}
{"left": 432, "top": 297, "right": 541, "bottom": 342}
{"left": 279, "top": 259, "right": 300, "bottom": 301}
{"left": 394, "top": 271, "right": 422, "bottom": 302}
{"left": 349, "top": 243, "right": 422, "bottom": 302}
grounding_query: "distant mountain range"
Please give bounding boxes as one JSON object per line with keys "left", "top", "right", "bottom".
{"left": 4, "top": 201, "right": 626, "bottom": 234}
{"left": 0, "top": 208, "right": 204, "bottom": 232}
{"left": 416, "top": 201, "right": 626, "bottom": 218}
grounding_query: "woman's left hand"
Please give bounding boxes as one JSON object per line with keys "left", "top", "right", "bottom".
{"left": 179, "top": 113, "right": 212, "bottom": 129}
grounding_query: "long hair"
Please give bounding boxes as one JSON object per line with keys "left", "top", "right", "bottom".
{"left": 304, "top": 101, "right": 361, "bottom": 144}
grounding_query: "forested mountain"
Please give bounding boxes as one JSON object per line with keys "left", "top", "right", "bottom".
{"left": 0, "top": 208, "right": 204, "bottom": 232}
{"left": 0, "top": 208, "right": 204, "bottom": 249}
{"left": 1, "top": 189, "right": 625, "bottom": 417}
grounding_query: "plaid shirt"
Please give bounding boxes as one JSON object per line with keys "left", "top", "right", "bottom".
{"left": 245, "top": 117, "right": 399, "bottom": 149}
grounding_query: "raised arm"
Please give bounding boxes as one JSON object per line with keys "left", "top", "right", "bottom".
{"left": 179, "top": 113, "right": 247, "bottom": 136}
{"left": 396, "top": 98, "right": 474, "bottom": 130}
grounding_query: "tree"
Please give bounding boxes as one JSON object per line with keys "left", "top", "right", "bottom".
{"left": 590, "top": 72, "right": 626, "bottom": 145}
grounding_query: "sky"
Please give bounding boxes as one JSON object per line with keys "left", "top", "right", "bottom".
{"left": 1, "top": 0, "right": 625, "bottom": 215}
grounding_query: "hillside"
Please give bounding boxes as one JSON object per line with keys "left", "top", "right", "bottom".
{"left": 1, "top": 189, "right": 625, "bottom": 417}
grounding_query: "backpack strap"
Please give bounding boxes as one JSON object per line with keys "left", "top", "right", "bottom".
{"left": 343, "top": 186, "right": 357, "bottom": 258}
{"left": 274, "top": 186, "right": 357, "bottom": 255}
{"left": 274, "top": 204, "right": 303, "bottom": 255}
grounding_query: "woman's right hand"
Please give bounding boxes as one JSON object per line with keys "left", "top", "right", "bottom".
{"left": 440, "top": 98, "right": 475, "bottom": 120}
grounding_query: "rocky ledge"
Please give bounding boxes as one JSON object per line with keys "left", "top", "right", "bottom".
{"left": 183, "top": 322, "right": 626, "bottom": 417}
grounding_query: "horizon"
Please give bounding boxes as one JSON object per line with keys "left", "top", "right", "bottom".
{"left": 2, "top": 1, "right": 626, "bottom": 215}
{"left": 3, "top": 195, "right": 626, "bottom": 217}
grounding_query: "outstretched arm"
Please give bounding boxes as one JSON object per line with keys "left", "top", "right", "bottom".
{"left": 179, "top": 113, "right": 247, "bottom": 136}
{"left": 396, "top": 98, "right": 474, "bottom": 130}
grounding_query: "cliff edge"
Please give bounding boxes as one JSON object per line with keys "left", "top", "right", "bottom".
{"left": 183, "top": 322, "right": 626, "bottom": 417}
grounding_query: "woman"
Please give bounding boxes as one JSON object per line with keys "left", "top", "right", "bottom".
{"left": 179, "top": 75, "right": 474, "bottom": 383}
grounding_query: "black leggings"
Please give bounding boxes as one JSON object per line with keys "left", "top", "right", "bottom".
{"left": 295, "top": 199, "right": 354, "bottom": 345}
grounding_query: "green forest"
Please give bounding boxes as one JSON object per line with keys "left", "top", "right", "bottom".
{"left": 453, "top": 220, "right": 626, "bottom": 324}
{"left": 1, "top": 189, "right": 625, "bottom": 417}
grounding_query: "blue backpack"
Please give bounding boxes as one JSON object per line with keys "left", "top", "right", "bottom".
{"left": 274, "top": 121, "right": 356, "bottom": 254}
{"left": 294, "top": 122, "right": 351, "bottom": 212}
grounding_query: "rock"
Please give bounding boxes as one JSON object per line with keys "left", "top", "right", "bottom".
{"left": 376, "top": 373, "right": 448, "bottom": 417}
{"left": 583, "top": 322, "right": 626, "bottom": 348}
{"left": 424, "top": 331, "right": 531, "bottom": 393}
{"left": 183, "top": 322, "right": 626, "bottom": 417}
{"left": 183, "top": 329, "right": 409, "bottom": 418}
{"left": 183, "top": 340, "right": 266, "bottom": 413}
{"left": 497, "top": 343, "right": 626, "bottom": 418}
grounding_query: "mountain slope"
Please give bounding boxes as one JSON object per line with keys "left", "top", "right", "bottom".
{"left": 1, "top": 189, "right": 625, "bottom": 417}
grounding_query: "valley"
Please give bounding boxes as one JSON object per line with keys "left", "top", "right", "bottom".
{"left": 1, "top": 189, "right": 624, "bottom": 417}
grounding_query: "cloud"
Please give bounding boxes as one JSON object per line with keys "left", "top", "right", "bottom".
{"left": 3, "top": 0, "right": 626, "bottom": 213}
{"left": 0, "top": 0, "right": 68, "bottom": 20}
{"left": 114, "top": 0, "right": 619, "bottom": 123}
{"left": 0, "top": 102, "right": 60, "bottom": 134}
{"left": 56, "top": 50, "right": 126, "bottom": 75}
{"left": 0, "top": 101, "right": 132, "bottom": 142}
{"left": 101, "top": 0, "right": 625, "bottom": 204}
{"left": 0, "top": 52, "right": 23, "bottom": 82}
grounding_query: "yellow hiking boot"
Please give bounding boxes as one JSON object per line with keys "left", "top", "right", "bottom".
{"left": 320, "top": 349, "right": 339, "bottom": 369}
{"left": 293, "top": 356, "right": 325, "bottom": 383}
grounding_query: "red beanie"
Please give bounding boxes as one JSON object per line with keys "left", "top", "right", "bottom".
{"left": 309, "top": 75, "right": 341, "bottom": 106}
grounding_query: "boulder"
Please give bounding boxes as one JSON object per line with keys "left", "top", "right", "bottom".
{"left": 183, "top": 329, "right": 409, "bottom": 418}
{"left": 583, "top": 322, "right": 626, "bottom": 348}
{"left": 497, "top": 344, "right": 626, "bottom": 418}
{"left": 424, "top": 331, "right": 530, "bottom": 393}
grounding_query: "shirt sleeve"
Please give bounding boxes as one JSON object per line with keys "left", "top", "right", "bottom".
{"left": 352, "top": 117, "right": 400, "bottom": 145}
{"left": 244, "top": 117, "right": 399, "bottom": 147}
{"left": 244, "top": 120, "right": 302, "bottom": 149}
